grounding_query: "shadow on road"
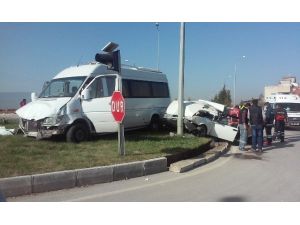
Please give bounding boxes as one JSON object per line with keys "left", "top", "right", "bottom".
{"left": 232, "top": 152, "right": 262, "bottom": 160}
{"left": 219, "top": 196, "right": 246, "bottom": 202}
{"left": 222, "top": 151, "right": 263, "bottom": 160}
{"left": 262, "top": 142, "right": 294, "bottom": 152}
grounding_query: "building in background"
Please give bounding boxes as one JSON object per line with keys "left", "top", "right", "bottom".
{"left": 264, "top": 76, "right": 299, "bottom": 97}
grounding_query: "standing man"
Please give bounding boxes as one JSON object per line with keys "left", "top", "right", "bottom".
{"left": 238, "top": 102, "right": 250, "bottom": 151}
{"left": 274, "top": 104, "right": 288, "bottom": 142}
{"left": 263, "top": 102, "right": 275, "bottom": 145}
{"left": 249, "top": 99, "right": 264, "bottom": 152}
{"left": 19, "top": 98, "right": 26, "bottom": 108}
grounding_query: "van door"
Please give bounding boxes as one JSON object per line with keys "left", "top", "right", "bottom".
{"left": 81, "top": 75, "right": 117, "bottom": 133}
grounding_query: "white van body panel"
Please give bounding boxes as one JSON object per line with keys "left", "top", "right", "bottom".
{"left": 54, "top": 64, "right": 109, "bottom": 79}
{"left": 82, "top": 95, "right": 117, "bottom": 132}
{"left": 16, "top": 97, "right": 71, "bottom": 121}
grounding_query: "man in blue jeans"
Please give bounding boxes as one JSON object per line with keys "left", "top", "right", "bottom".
{"left": 238, "top": 102, "right": 250, "bottom": 151}
{"left": 249, "top": 99, "right": 264, "bottom": 152}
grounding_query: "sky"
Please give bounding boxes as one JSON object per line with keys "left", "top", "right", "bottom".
{"left": 1, "top": 22, "right": 300, "bottom": 103}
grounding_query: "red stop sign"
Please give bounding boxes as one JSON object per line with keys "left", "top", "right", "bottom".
{"left": 111, "top": 91, "right": 125, "bottom": 123}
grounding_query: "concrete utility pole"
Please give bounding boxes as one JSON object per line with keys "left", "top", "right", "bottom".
{"left": 177, "top": 22, "right": 185, "bottom": 136}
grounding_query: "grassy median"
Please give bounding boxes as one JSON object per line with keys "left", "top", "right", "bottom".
{"left": 0, "top": 130, "right": 210, "bottom": 178}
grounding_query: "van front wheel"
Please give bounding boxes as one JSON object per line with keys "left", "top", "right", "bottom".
{"left": 149, "top": 115, "right": 161, "bottom": 131}
{"left": 66, "top": 123, "right": 88, "bottom": 143}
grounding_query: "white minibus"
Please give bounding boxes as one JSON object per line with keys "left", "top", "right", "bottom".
{"left": 16, "top": 63, "right": 170, "bottom": 142}
{"left": 265, "top": 93, "right": 300, "bottom": 126}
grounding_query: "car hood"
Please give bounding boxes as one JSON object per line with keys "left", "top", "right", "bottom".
{"left": 165, "top": 99, "right": 224, "bottom": 118}
{"left": 16, "top": 97, "right": 71, "bottom": 121}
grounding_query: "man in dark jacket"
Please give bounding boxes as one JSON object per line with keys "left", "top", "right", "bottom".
{"left": 238, "top": 102, "right": 250, "bottom": 151}
{"left": 249, "top": 99, "right": 264, "bottom": 152}
{"left": 263, "top": 102, "right": 275, "bottom": 145}
{"left": 274, "top": 104, "right": 288, "bottom": 142}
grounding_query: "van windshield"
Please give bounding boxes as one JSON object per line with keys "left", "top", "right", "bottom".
{"left": 276, "top": 103, "right": 300, "bottom": 112}
{"left": 39, "top": 76, "right": 86, "bottom": 98}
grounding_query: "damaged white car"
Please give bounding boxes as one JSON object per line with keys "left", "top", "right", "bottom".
{"left": 164, "top": 100, "right": 239, "bottom": 142}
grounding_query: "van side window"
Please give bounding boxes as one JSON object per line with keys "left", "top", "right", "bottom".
{"left": 129, "top": 80, "right": 152, "bottom": 98}
{"left": 96, "top": 78, "right": 105, "bottom": 98}
{"left": 122, "top": 79, "right": 169, "bottom": 98}
{"left": 122, "top": 80, "right": 130, "bottom": 98}
{"left": 106, "top": 76, "right": 116, "bottom": 96}
{"left": 151, "top": 82, "right": 170, "bottom": 98}
{"left": 82, "top": 77, "right": 94, "bottom": 91}
{"left": 88, "top": 76, "right": 116, "bottom": 99}
{"left": 88, "top": 79, "right": 99, "bottom": 98}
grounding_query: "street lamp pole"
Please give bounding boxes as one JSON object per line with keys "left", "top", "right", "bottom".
{"left": 233, "top": 64, "right": 237, "bottom": 106}
{"left": 156, "top": 22, "right": 160, "bottom": 71}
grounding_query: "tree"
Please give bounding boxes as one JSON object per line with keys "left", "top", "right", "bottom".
{"left": 212, "top": 84, "right": 232, "bottom": 106}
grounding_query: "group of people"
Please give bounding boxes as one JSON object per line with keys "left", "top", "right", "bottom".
{"left": 237, "top": 99, "right": 288, "bottom": 152}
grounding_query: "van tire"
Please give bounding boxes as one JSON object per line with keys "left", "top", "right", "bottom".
{"left": 149, "top": 115, "right": 160, "bottom": 131}
{"left": 66, "top": 123, "right": 89, "bottom": 143}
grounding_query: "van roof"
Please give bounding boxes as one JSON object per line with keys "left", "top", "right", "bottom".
{"left": 53, "top": 63, "right": 168, "bottom": 82}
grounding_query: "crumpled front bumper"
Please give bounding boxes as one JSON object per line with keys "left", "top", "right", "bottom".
{"left": 19, "top": 118, "right": 65, "bottom": 139}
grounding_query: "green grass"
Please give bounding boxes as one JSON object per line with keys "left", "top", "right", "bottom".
{"left": 0, "top": 130, "right": 210, "bottom": 178}
{"left": 0, "top": 119, "right": 19, "bottom": 130}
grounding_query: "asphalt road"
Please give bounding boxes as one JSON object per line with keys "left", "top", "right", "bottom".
{"left": 9, "top": 128, "right": 300, "bottom": 202}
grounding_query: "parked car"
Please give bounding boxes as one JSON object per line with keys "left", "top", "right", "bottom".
{"left": 164, "top": 100, "right": 239, "bottom": 142}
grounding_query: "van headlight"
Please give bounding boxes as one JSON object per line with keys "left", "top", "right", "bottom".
{"left": 43, "top": 117, "right": 56, "bottom": 125}
{"left": 43, "top": 115, "right": 65, "bottom": 126}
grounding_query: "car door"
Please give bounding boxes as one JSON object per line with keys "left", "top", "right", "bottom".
{"left": 209, "top": 123, "right": 238, "bottom": 142}
{"left": 81, "top": 75, "right": 117, "bottom": 133}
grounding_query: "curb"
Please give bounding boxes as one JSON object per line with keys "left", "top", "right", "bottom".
{"left": 0, "top": 157, "right": 168, "bottom": 198}
{"left": 169, "top": 142, "right": 229, "bottom": 173}
{"left": 0, "top": 141, "right": 217, "bottom": 198}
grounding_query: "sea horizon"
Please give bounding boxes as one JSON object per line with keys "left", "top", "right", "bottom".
{"left": 0, "top": 92, "right": 32, "bottom": 110}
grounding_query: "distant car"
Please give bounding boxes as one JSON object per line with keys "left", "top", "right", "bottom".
{"left": 164, "top": 100, "right": 239, "bottom": 142}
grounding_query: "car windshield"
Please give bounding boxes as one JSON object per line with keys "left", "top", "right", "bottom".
{"left": 39, "top": 76, "right": 86, "bottom": 98}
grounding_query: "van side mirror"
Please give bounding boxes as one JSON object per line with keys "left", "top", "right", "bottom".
{"left": 31, "top": 92, "right": 37, "bottom": 102}
{"left": 81, "top": 88, "right": 91, "bottom": 100}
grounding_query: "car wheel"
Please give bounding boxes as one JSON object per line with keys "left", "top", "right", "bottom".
{"left": 66, "top": 123, "right": 89, "bottom": 143}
